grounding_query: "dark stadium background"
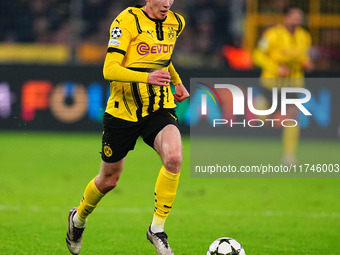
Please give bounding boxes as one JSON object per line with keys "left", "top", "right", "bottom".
{"left": 1, "top": 0, "right": 339, "bottom": 134}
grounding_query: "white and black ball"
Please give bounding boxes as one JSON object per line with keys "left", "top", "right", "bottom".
{"left": 207, "top": 237, "right": 245, "bottom": 255}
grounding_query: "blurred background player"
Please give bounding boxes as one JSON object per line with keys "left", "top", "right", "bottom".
{"left": 65, "top": 0, "right": 189, "bottom": 254}
{"left": 253, "top": 5, "right": 314, "bottom": 165}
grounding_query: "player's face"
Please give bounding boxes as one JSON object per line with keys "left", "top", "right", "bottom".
{"left": 285, "top": 9, "right": 304, "bottom": 31}
{"left": 145, "top": 0, "right": 174, "bottom": 20}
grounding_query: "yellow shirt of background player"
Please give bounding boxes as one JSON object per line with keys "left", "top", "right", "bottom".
{"left": 253, "top": 24, "right": 311, "bottom": 88}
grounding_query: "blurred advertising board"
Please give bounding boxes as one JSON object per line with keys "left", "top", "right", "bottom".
{"left": 0, "top": 65, "right": 339, "bottom": 139}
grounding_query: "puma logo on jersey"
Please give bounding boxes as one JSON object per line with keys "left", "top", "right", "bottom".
{"left": 147, "top": 30, "right": 154, "bottom": 38}
{"left": 169, "top": 112, "right": 178, "bottom": 121}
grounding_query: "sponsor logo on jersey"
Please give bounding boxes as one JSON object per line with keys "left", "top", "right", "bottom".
{"left": 137, "top": 42, "right": 174, "bottom": 56}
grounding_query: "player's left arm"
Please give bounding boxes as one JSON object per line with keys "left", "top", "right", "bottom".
{"left": 168, "top": 14, "right": 190, "bottom": 103}
{"left": 169, "top": 62, "right": 189, "bottom": 102}
{"left": 169, "top": 61, "right": 182, "bottom": 86}
{"left": 170, "top": 13, "right": 189, "bottom": 102}
{"left": 301, "top": 31, "right": 314, "bottom": 72}
{"left": 174, "top": 84, "right": 190, "bottom": 103}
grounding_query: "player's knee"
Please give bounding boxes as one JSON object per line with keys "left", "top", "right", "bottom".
{"left": 97, "top": 175, "right": 120, "bottom": 193}
{"left": 163, "top": 152, "right": 182, "bottom": 173}
{"left": 103, "top": 178, "right": 118, "bottom": 193}
{"left": 108, "top": 177, "right": 119, "bottom": 188}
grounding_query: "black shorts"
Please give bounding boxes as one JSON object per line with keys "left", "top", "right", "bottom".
{"left": 101, "top": 108, "right": 180, "bottom": 163}
{"left": 258, "top": 86, "right": 301, "bottom": 111}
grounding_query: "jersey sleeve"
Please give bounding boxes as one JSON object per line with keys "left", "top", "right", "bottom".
{"left": 107, "top": 10, "right": 135, "bottom": 53}
{"left": 169, "top": 62, "right": 182, "bottom": 85}
{"left": 103, "top": 9, "right": 148, "bottom": 83}
{"left": 173, "top": 12, "right": 185, "bottom": 38}
{"left": 252, "top": 29, "right": 280, "bottom": 74}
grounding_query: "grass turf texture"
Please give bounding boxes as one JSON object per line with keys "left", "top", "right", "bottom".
{"left": 0, "top": 132, "right": 339, "bottom": 254}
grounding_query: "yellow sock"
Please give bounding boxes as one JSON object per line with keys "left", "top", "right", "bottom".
{"left": 283, "top": 125, "right": 300, "bottom": 157}
{"left": 76, "top": 178, "right": 105, "bottom": 222}
{"left": 152, "top": 166, "right": 180, "bottom": 232}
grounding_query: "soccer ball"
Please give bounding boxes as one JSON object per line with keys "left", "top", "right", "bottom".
{"left": 207, "top": 237, "right": 245, "bottom": 255}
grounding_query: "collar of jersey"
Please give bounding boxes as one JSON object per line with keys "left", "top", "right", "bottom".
{"left": 279, "top": 23, "right": 299, "bottom": 36}
{"left": 136, "top": 5, "right": 168, "bottom": 23}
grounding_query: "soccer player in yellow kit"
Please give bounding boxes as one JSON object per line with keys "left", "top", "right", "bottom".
{"left": 253, "top": 5, "right": 313, "bottom": 164}
{"left": 66, "top": 1, "right": 189, "bottom": 254}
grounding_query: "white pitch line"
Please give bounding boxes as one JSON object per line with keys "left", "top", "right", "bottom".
{"left": 204, "top": 209, "right": 340, "bottom": 219}
{"left": 0, "top": 204, "right": 339, "bottom": 219}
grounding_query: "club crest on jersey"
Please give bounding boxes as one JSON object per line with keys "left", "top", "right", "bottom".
{"left": 168, "top": 27, "right": 175, "bottom": 41}
{"left": 111, "top": 26, "right": 122, "bottom": 39}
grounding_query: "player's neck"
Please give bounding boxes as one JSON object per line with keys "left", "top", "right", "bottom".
{"left": 144, "top": 5, "right": 157, "bottom": 19}
{"left": 143, "top": 5, "right": 168, "bottom": 21}
{"left": 284, "top": 24, "right": 296, "bottom": 34}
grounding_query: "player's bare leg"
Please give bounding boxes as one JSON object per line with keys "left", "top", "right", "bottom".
{"left": 282, "top": 106, "right": 300, "bottom": 165}
{"left": 154, "top": 125, "right": 182, "bottom": 175}
{"left": 95, "top": 159, "right": 125, "bottom": 193}
{"left": 66, "top": 159, "right": 124, "bottom": 254}
{"left": 147, "top": 124, "right": 182, "bottom": 255}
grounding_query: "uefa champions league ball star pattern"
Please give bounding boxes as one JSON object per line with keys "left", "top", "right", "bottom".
{"left": 207, "top": 237, "right": 245, "bottom": 255}
{"left": 111, "top": 27, "right": 122, "bottom": 39}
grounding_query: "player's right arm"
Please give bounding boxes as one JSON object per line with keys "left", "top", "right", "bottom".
{"left": 103, "top": 10, "right": 170, "bottom": 86}
{"left": 104, "top": 52, "right": 170, "bottom": 85}
{"left": 253, "top": 29, "right": 287, "bottom": 77}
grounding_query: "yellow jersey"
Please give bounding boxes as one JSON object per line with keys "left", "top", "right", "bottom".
{"left": 103, "top": 5, "right": 185, "bottom": 122}
{"left": 253, "top": 24, "right": 311, "bottom": 88}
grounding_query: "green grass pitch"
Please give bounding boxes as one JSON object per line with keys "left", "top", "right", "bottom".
{"left": 0, "top": 132, "right": 339, "bottom": 254}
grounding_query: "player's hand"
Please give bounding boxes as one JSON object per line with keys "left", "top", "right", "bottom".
{"left": 278, "top": 65, "right": 290, "bottom": 77}
{"left": 174, "top": 83, "right": 190, "bottom": 103}
{"left": 147, "top": 70, "right": 171, "bottom": 86}
{"left": 303, "top": 59, "right": 314, "bottom": 72}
